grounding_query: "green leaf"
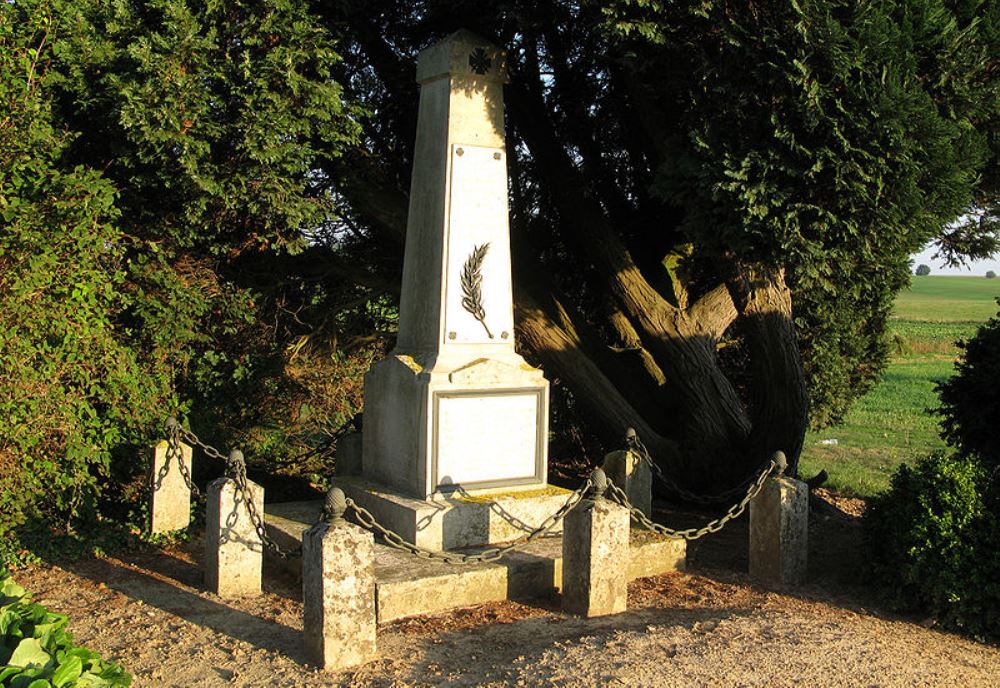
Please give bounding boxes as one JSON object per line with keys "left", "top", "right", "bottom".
{"left": 52, "top": 655, "right": 83, "bottom": 687}
{"left": 8, "top": 638, "right": 51, "bottom": 669}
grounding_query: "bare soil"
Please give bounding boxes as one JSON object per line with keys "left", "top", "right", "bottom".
{"left": 15, "top": 491, "right": 1000, "bottom": 687}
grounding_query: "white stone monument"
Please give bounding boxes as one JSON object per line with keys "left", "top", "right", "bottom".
{"left": 343, "top": 30, "right": 568, "bottom": 550}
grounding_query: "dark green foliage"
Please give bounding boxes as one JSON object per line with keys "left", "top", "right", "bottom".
{"left": 867, "top": 302, "right": 1000, "bottom": 639}
{"left": 987, "top": 270, "right": 997, "bottom": 279}
{"left": 606, "top": 0, "right": 995, "bottom": 428}
{"left": 0, "top": 5, "right": 172, "bottom": 541}
{"left": 336, "top": 0, "right": 1000, "bottom": 456}
{"left": 2, "top": 0, "right": 999, "bottom": 538}
{"left": 865, "top": 453, "right": 1000, "bottom": 639}
{"left": 938, "top": 305, "right": 1000, "bottom": 470}
{"left": 0, "top": 0, "right": 366, "bottom": 547}
{"left": 0, "top": 568, "right": 131, "bottom": 686}
{"left": 915, "top": 264, "right": 932, "bottom": 276}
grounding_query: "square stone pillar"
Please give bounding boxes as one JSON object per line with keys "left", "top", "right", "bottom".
{"left": 749, "top": 475, "right": 808, "bottom": 586}
{"left": 149, "top": 439, "right": 193, "bottom": 533}
{"left": 602, "top": 449, "right": 651, "bottom": 519}
{"left": 302, "top": 521, "right": 377, "bottom": 671}
{"left": 561, "top": 497, "right": 630, "bottom": 617}
{"left": 205, "top": 477, "right": 264, "bottom": 597}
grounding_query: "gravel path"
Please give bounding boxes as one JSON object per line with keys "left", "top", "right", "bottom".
{"left": 13, "top": 491, "right": 1000, "bottom": 687}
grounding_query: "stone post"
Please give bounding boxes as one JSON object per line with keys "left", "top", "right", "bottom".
{"left": 601, "top": 447, "right": 651, "bottom": 519}
{"left": 749, "top": 460, "right": 808, "bottom": 586}
{"left": 302, "top": 488, "right": 377, "bottom": 671}
{"left": 149, "top": 435, "right": 193, "bottom": 534}
{"left": 205, "top": 451, "right": 264, "bottom": 597}
{"left": 562, "top": 469, "right": 631, "bottom": 617}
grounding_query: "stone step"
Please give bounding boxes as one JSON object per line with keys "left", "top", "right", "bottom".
{"left": 264, "top": 500, "right": 685, "bottom": 623}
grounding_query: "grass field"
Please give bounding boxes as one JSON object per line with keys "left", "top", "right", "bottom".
{"left": 798, "top": 275, "right": 1000, "bottom": 496}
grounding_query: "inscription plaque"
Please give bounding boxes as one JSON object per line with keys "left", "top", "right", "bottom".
{"left": 433, "top": 390, "right": 542, "bottom": 489}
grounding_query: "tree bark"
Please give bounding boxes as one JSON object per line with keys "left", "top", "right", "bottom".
{"left": 727, "top": 265, "right": 809, "bottom": 474}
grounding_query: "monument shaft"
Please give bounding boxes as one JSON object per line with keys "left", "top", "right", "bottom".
{"left": 361, "top": 31, "right": 549, "bottom": 502}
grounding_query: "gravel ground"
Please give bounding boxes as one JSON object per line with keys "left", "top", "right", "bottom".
{"left": 13, "top": 490, "right": 1000, "bottom": 687}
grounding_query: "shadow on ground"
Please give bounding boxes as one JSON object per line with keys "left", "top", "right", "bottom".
{"left": 40, "top": 545, "right": 306, "bottom": 661}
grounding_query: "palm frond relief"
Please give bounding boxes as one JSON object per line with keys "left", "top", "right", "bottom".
{"left": 460, "top": 243, "right": 493, "bottom": 338}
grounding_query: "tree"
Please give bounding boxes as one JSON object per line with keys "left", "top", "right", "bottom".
{"left": 4, "top": 0, "right": 997, "bottom": 520}
{"left": 314, "top": 0, "right": 999, "bottom": 490}
{"left": 0, "top": 0, "right": 364, "bottom": 537}
{"left": 915, "top": 264, "right": 932, "bottom": 276}
{"left": 0, "top": 6, "right": 170, "bottom": 536}
{"left": 987, "top": 271, "right": 997, "bottom": 279}
{"left": 938, "top": 306, "right": 1000, "bottom": 471}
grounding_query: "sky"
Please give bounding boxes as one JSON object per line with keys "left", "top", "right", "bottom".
{"left": 911, "top": 244, "right": 1000, "bottom": 276}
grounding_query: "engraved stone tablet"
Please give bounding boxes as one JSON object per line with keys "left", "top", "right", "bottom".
{"left": 434, "top": 391, "right": 542, "bottom": 489}
{"left": 444, "top": 144, "right": 515, "bottom": 345}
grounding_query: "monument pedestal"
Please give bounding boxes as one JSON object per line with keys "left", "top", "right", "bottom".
{"left": 359, "top": 350, "right": 551, "bottom": 548}
{"left": 341, "top": 479, "right": 571, "bottom": 550}
{"left": 351, "top": 32, "right": 557, "bottom": 549}
{"left": 363, "top": 352, "right": 548, "bottom": 493}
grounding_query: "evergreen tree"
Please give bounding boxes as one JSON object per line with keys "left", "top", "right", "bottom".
{"left": 317, "top": 0, "right": 1000, "bottom": 489}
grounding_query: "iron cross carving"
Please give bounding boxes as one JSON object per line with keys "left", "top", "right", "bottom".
{"left": 469, "top": 48, "right": 492, "bottom": 75}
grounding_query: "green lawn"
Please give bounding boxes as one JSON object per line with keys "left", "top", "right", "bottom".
{"left": 798, "top": 275, "right": 1000, "bottom": 496}
{"left": 894, "top": 275, "right": 999, "bottom": 322}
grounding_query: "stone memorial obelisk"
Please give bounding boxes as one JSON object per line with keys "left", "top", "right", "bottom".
{"left": 344, "top": 30, "right": 567, "bottom": 550}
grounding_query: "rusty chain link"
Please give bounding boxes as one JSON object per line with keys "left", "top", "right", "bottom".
{"left": 165, "top": 418, "right": 309, "bottom": 559}
{"left": 626, "top": 429, "right": 777, "bottom": 506}
{"left": 160, "top": 418, "right": 202, "bottom": 501}
{"left": 222, "top": 449, "right": 304, "bottom": 561}
{"left": 346, "top": 477, "right": 594, "bottom": 565}
{"left": 605, "top": 456, "right": 782, "bottom": 541}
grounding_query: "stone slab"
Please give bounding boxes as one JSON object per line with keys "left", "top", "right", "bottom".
{"left": 602, "top": 449, "right": 651, "bottom": 518}
{"left": 341, "top": 478, "right": 575, "bottom": 550}
{"left": 302, "top": 522, "right": 377, "bottom": 670}
{"left": 205, "top": 477, "right": 264, "bottom": 597}
{"left": 562, "top": 498, "right": 630, "bottom": 617}
{"left": 265, "top": 500, "right": 685, "bottom": 623}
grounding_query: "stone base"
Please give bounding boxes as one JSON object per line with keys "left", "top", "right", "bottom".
{"left": 339, "top": 478, "right": 577, "bottom": 550}
{"left": 265, "top": 500, "right": 685, "bottom": 623}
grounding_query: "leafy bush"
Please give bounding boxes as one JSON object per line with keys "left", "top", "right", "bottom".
{"left": 938, "top": 305, "right": 1000, "bottom": 470}
{"left": 0, "top": 0, "right": 367, "bottom": 547}
{"left": 0, "top": 3, "right": 172, "bottom": 543}
{"left": 0, "top": 569, "right": 131, "bottom": 686}
{"left": 865, "top": 453, "right": 1000, "bottom": 639}
{"left": 915, "top": 264, "right": 932, "bottom": 276}
{"left": 987, "top": 270, "right": 997, "bottom": 279}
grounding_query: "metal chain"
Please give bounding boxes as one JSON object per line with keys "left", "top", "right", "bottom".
{"left": 605, "top": 457, "right": 780, "bottom": 541}
{"left": 224, "top": 449, "right": 304, "bottom": 560}
{"left": 164, "top": 419, "right": 202, "bottom": 500}
{"left": 346, "top": 478, "right": 594, "bottom": 565}
{"left": 626, "top": 429, "right": 771, "bottom": 505}
{"left": 168, "top": 419, "right": 307, "bottom": 560}
{"left": 174, "top": 422, "right": 228, "bottom": 463}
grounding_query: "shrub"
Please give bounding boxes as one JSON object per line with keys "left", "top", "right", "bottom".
{"left": 865, "top": 453, "right": 1000, "bottom": 639}
{"left": 0, "top": 568, "right": 131, "bottom": 686}
{"left": 987, "top": 270, "right": 997, "bottom": 279}
{"left": 938, "top": 305, "right": 1000, "bottom": 470}
{"left": 915, "top": 264, "right": 932, "bottom": 276}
